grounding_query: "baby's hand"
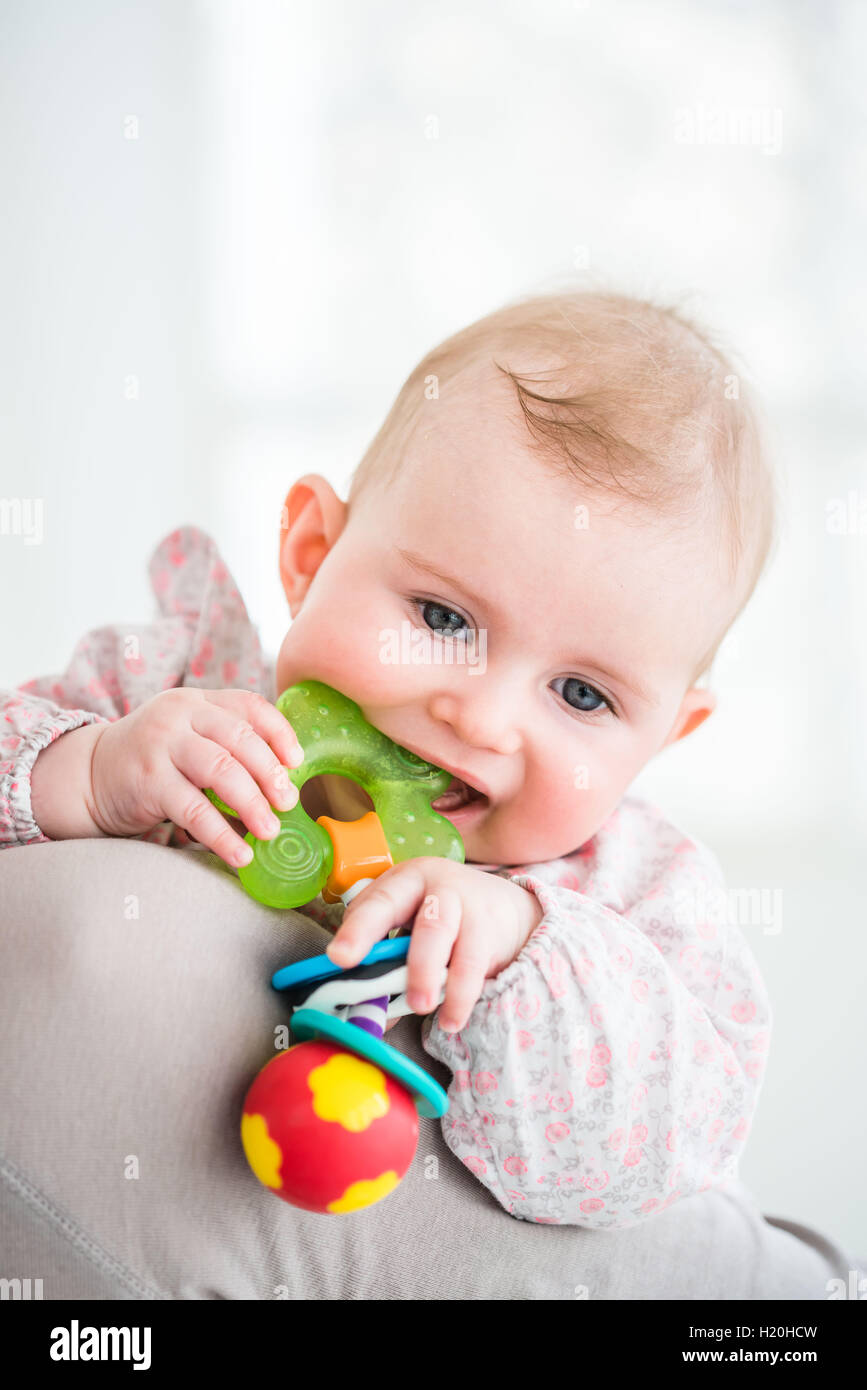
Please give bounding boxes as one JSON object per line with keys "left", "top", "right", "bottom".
{"left": 87, "top": 688, "right": 303, "bottom": 866}
{"left": 325, "top": 859, "right": 544, "bottom": 1033}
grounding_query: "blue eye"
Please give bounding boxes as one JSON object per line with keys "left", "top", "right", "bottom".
{"left": 553, "top": 677, "right": 610, "bottom": 714}
{"left": 416, "top": 600, "right": 469, "bottom": 639}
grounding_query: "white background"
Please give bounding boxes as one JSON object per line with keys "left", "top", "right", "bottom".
{"left": 1, "top": 0, "right": 865, "bottom": 1255}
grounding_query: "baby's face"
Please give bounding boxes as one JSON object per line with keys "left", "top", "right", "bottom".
{"left": 275, "top": 372, "right": 728, "bottom": 865}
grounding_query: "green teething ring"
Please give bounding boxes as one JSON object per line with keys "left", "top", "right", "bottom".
{"left": 206, "top": 681, "right": 464, "bottom": 909}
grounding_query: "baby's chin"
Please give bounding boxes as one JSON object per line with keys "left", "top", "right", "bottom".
{"left": 453, "top": 806, "right": 593, "bottom": 868}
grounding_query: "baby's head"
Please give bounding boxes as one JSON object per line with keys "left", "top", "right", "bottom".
{"left": 275, "top": 289, "right": 775, "bottom": 865}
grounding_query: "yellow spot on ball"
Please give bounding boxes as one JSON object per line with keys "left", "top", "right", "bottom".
{"left": 309, "top": 1053, "right": 390, "bottom": 1133}
{"left": 327, "top": 1171, "right": 401, "bottom": 1212}
{"left": 241, "top": 1112, "right": 283, "bottom": 1189}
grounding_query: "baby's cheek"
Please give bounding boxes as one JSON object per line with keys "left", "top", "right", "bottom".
{"left": 280, "top": 616, "right": 391, "bottom": 706}
{"left": 529, "top": 760, "right": 601, "bottom": 828}
{"left": 499, "top": 758, "right": 616, "bottom": 860}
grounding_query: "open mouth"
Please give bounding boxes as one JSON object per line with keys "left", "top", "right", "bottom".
{"left": 431, "top": 776, "right": 490, "bottom": 814}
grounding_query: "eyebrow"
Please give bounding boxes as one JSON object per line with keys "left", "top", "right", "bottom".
{"left": 396, "top": 548, "right": 478, "bottom": 601}
{"left": 395, "top": 546, "right": 659, "bottom": 708}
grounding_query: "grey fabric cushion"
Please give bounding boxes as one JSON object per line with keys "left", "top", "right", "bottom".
{"left": 0, "top": 838, "right": 859, "bottom": 1300}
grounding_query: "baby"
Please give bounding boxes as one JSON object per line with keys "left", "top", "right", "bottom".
{"left": 1, "top": 289, "right": 775, "bottom": 1228}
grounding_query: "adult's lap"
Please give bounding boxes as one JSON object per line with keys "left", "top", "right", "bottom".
{"left": 0, "top": 839, "right": 857, "bottom": 1300}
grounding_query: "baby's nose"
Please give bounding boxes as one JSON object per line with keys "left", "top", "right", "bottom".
{"left": 429, "top": 692, "right": 522, "bottom": 757}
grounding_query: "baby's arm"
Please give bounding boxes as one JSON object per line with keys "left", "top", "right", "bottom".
{"left": 1, "top": 525, "right": 285, "bottom": 856}
{"left": 1, "top": 682, "right": 303, "bottom": 861}
{"left": 422, "top": 844, "right": 771, "bottom": 1229}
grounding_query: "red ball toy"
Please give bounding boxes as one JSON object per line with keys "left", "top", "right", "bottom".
{"left": 241, "top": 1040, "right": 420, "bottom": 1214}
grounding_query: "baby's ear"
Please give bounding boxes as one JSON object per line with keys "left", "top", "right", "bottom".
{"left": 662, "top": 687, "right": 717, "bottom": 747}
{"left": 279, "top": 474, "right": 347, "bottom": 614}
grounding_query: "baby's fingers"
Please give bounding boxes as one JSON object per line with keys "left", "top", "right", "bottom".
{"left": 160, "top": 771, "right": 255, "bottom": 867}
{"left": 206, "top": 690, "right": 303, "bottom": 780}
{"left": 190, "top": 702, "right": 301, "bottom": 814}
{"left": 405, "top": 887, "right": 461, "bottom": 1015}
{"left": 327, "top": 864, "right": 427, "bottom": 968}
{"left": 437, "top": 932, "right": 490, "bottom": 1034}
{"left": 173, "top": 734, "right": 286, "bottom": 843}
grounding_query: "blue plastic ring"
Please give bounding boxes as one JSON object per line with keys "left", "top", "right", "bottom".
{"left": 289, "top": 1007, "right": 449, "bottom": 1120}
{"left": 271, "top": 936, "right": 410, "bottom": 993}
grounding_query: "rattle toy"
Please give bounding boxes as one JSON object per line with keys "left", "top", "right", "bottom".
{"left": 207, "top": 681, "right": 464, "bottom": 1214}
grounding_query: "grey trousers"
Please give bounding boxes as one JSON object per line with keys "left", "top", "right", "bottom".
{"left": 0, "top": 839, "right": 861, "bottom": 1300}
